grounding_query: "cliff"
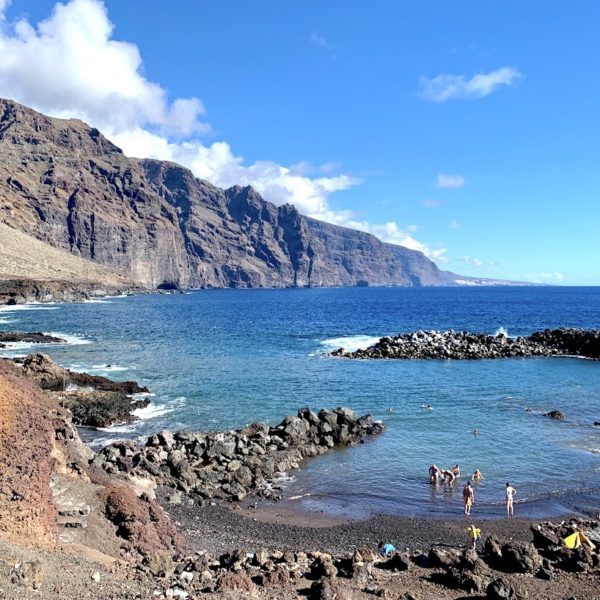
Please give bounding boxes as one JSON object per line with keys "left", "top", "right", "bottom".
{"left": 0, "top": 98, "right": 460, "bottom": 289}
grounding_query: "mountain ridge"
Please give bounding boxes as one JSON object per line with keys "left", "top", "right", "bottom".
{"left": 0, "top": 98, "right": 513, "bottom": 289}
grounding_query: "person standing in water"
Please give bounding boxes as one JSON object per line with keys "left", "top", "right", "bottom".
{"left": 463, "top": 481, "right": 474, "bottom": 515}
{"left": 505, "top": 482, "right": 517, "bottom": 516}
{"left": 441, "top": 469, "right": 455, "bottom": 485}
{"left": 429, "top": 464, "right": 441, "bottom": 483}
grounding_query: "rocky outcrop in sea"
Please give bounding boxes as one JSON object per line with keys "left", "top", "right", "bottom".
{"left": 13, "top": 353, "right": 150, "bottom": 427}
{"left": 92, "top": 407, "right": 384, "bottom": 502}
{"left": 0, "top": 278, "right": 136, "bottom": 306}
{"left": 331, "top": 328, "right": 600, "bottom": 360}
{"left": 0, "top": 331, "right": 66, "bottom": 347}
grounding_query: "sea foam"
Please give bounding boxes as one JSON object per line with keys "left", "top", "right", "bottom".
{"left": 319, "top": 335, "right": 381, "bottom": 353}
{"left": 132, "top": 396, "right": 186, "bottom": 421}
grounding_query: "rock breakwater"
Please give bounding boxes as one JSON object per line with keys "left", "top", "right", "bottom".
{"left": 93, "top": 407, "right": 384, "bottom": 502}
{"left": 331, "top": 328, "right": 600, "bottom": 360}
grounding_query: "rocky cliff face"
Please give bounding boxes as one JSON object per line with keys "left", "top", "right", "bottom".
{"left": 0, "top": 98, "right": 456, "bottom": 288}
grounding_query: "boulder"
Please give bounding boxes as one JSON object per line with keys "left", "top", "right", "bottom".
{"left": 309, "top": 578, "right": 349, "bottom": 600}
{"left": 487, "top": 577, "right": 524, "bottom": 600}
{"left": 556, "top": 546, "right": 596, "bottom": 573}
{"left": 217, "top": 570, "right": 255, "bottom": 593}
{"left": 310, "top": 555, "right": 338, "bottom": 579}
{"left": 483, "top": 535, "right": 503, "bottom": 566}
{"left": 298, "top": 407, "right": 320, "bottom": 425}
{"left": 242, "top": 421, "right": 270, "bottom": 438}
{"left": 544, "top": 410, "right": 565, "bottom": 420}
{"left": 252, "top": 548, "right": 269, "bottom": 568}
{"left": 445, "top": 567, "right": 489, "bottom": 594}
{"left": 219, "top": 548, "right": 248, "bottom": 570}
{"left": 500, "top": 541, "right": 542, "bottom": 573}
{"left": 428, "top": 546, "right": 460, "bottom": 568}
{"left": 530, "top": 523, "right": 560, "bottom": 549}
{"left": 144, "top": 553, "right": 175, "bottom": 578}
{"left": 379, "top": 553, "right": 411, "bottom": 572}
{"left": 334, "top": 406, "right": 357, "bottom": 423}
{"left": 281, "top": 416, "right": 310, "bottom": 445}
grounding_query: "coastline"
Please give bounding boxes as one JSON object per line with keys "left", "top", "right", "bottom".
{"left": 160, "top": 493, "right": 544, "bottom": 555}
{"left": 2, "top": 297, "right": 600, "bottom": 526}
{"left": 1, "top": 297, "right": 600, "bottom": 597}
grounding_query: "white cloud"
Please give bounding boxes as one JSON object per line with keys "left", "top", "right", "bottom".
{"left": 450, "top": 219, "right": 460, "bottom": 229}
{"left": 436, "top": 173, "right": 466, "bottom": 189}
{"left": 0, "top": 0, "right": 208, "bottom": 136}
{"left": 422, "top": 198, "right": 443, "bottom": 208}
{"left": 0, "top": 0, "right": 446, "bottom": 262}
{"left": 419, "top": 67, "right": 523, "bottom": 102}
{"left": 527, "top": 272, "right": 565, "bottom": 284}
{"left": 463, "top": 256, "right": 483, "bottom": 268}
{"left": 339, "top": 219, "right": 448, "bottom": 263}
{"left": 310, "top": 31, "right": 330, "bottom": 49}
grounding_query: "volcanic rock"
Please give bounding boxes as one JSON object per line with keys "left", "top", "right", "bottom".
{"left": 0, "top": 98, "right": 469, "bottom": 290}
{"left": 331, "top": 328, "right": 600, "bottom": 361}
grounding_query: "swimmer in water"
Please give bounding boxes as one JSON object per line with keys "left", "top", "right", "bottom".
{"left": 472, "top": 469, "right": 484, "bottom": 481}
{"left": 441, "top": 469, "right": 455, "bottom": 485}
{"left": 429, "top": 464, "right": 442, "bottom": 483}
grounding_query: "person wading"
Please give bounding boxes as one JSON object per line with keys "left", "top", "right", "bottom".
{"left": 463, "top": 481, "right": 474, "bottom": 515}
{"left": 505, "top": 482, "right": 517, "bottom": 517}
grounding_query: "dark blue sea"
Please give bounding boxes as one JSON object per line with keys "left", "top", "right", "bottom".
{"left": 1, "top": 286, "right": 599, "bottom": 519}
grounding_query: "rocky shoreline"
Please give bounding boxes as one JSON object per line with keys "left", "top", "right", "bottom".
{"left": 0, "top": 278, "right": 140, "bottom": 306}
{"left": 331, "top": 327, "right": 600, "bottom": 360}
{"left": 92, "top": 407, "right": 384, "bottom": 503}
{"left": 121, "top": 510, "right": 600, "bottom": 599}
{"left": 12, "top": 353, "right": 150, "bottom": 428}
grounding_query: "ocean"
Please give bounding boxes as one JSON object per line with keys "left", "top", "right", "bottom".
{"left": 1, "top": 286, "right": 599, "bottom": 519}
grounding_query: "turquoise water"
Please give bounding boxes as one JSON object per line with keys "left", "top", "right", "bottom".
{"left": 1, "top": 286, "right": 599, "bottom": 518}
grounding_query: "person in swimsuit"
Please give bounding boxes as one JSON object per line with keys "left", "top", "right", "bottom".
{"left": 472, "top": 469, "right": 484, "bottom": 481}
{"left": 505, "top": 482, "right": 517, "bottom": 516}
{"left": 452, "top": 464, "right": 461, "bottom": 478}
{"left": 441, "top": 469, "right": 455, "bottom": 485}
{"left": 429, "top": 464, "right": 441, "bottom": 483}
{"left": 463, "top": 481, "right": 474, "bottom": 515}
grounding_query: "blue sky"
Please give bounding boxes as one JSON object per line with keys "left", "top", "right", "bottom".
{"left": 1, "top": 1, "right": 599, "bottom": 284}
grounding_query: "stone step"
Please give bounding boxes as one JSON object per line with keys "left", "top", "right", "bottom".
{"left": 57, "top": 504, "right": 91, "bottom": 517}
{"left": 56, "top": 517, "right": 88, "bottom": 529}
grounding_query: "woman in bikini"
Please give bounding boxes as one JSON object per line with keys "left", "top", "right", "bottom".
{"left": 505, "top": 482, "right": 517, "bottom": 516}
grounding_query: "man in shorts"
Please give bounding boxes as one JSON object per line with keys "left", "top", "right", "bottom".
{"left": 463, "top": 481, "right": 474, "bottom": 515}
